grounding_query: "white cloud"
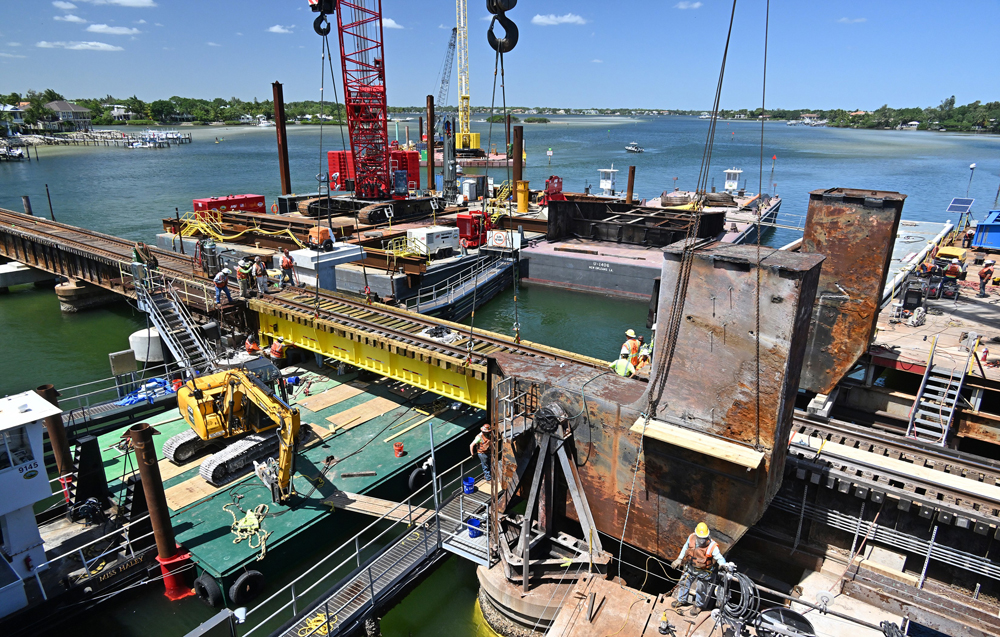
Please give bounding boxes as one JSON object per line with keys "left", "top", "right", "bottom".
{"left": 236, "top": 32, "right": 243, "bottom": 36}
{"left": 36, "top": 40, "right": 123, "bottom": 51}
{"left": 54, "top": 14, "right": 87, "bottom": 23}
{"left": 0, "top": 52, "right": 27, "bottom": 58}
{"left": 87, "top": 24, "right": 141, "bottom": 34}
{"left": 8, "top": 42, "right": 22, "bottom": 47}
{"left": 154, "top": 22, "right": 163, "bottom": 27}
{"left": 531, "top": 13, "right": 587, "bottom": 26}
{"left": 674, "top": 1, "right": 702, "bottom": 8}
{"left": 135, "top": 19, "right": 145, "bottom": 24}
{"left": 382, "top": 18, "right": 403, "bottom": 29}
{"left": 438, "top": 24, "right": 449, "bottom": 29}
{"left": 267, "top": 24, "right": 294, "bottom": 34}
{"left": 79, "top": 0, "right": 157, "bottom": 6}
{"left": 207, "top": 41, "right": 221, "bottom": 47}
{"left": 480, "top": 15, "right": 493, "bottom": 21}
{"left": 837, "top": 17, "right": 866, "bottom": 23}
{"left": 591, "top": 59, "right": 602, "bottom": 63}
{"left": 52, "top": 1, "right": 77, "bottom": 9}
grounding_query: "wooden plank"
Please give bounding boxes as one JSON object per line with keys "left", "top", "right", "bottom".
{"left": 326, "top": 397, "right": 399, "bottom": 431}
{"left": 164, "top": 473, "right": 223, "bottom": 510}
{"left": 320, "top": 491, "right": 433, "bottom": 524}
{"left": 297, "top": 382, "right": 366, "bottom": 412}
{"left": 158, "top": 458, "right": 195, "bottom": 481}
{"left": 383, "top": 409, "right": 446, "bottom": 443}
{"left": 632, "top": 417, "right": 765, "bottom": 469}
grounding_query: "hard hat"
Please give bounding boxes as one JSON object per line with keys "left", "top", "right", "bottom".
{"left": 695, "top": 522, "right": 710, "bottom": 538}
{"left": 481, "top": 424, "right": 491, "bottom": 432}
{"left": 255, "top": 256, "right": 262, "bottom": 261}
{"left": 626, "top": 329, "right": 637, "bottom": 338}
{"left": 222, "top": 268, "right": 231, "bottom": 275}
{"left": 277, "top": 336, "right": 284, "bottom": 342}
{"left": 986, "top": 260, "right": 996, "bottom": 265}
{"left": 952, "top": 258, "right": 960, "bottom": 264}
{"left": 621, "top": 352, "right": 629, "bottom": 359}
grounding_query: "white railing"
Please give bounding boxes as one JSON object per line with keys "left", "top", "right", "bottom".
{"left": 240, "top": 456, "right": 485, "bottom": 637}
{"left": 404, "top": 255, "right": 511, "bottom": 312}
{"left": 57, "top": 360, "right": 185, "bottom": 422}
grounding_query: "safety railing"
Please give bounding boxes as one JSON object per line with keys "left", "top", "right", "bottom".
{"left": 880, "top": 221, "right": 954, "bottom": 309}
{"left": 57, "top": 360, "right": 186, "bottom": 425}
{"left": 166, "top": 281, "right": 218, "bottom": 371}
{"left": 116, "top": 260, "right": 214, "bottom": 312}
{"left": 240, "top": 455, "right": 485, "bottom": 637}
{"left": 486, "top": 180, "right": 512, "bottom": 223}
{"left": 30, "top": 513, "right": 154, "bottom": 601}
{"left": 382, "top": 236, "right": 428, "bottom": 259}
{"left": 404, "top": 254, "right": 510, "bottom": 312}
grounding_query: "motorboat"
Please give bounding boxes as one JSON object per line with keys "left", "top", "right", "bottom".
{"left": 625, "top": 141, "right": 644, "bottom": 153}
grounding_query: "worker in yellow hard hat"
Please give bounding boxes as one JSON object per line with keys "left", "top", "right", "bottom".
{"left": 621, "top": 329, "right": 640, "bottom": 364}
{"left": 670, "top": 522, "right": 734, "bottom": 616}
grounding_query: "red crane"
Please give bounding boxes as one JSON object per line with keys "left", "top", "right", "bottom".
{"left": 311, "top": 0, "right": 391, "bottom": 200}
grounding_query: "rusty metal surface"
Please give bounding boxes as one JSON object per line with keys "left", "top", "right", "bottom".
{"left": 799, "top": 188, "right": 906, "bottom": 395}
{"left": 490, "top": 245, "right": 824, "bottom": 560}
{"left": 129, "top": 423, "right": 176, "bottom": 560}
{"left": 956, "top": 412, "right": 1000, "bottom": 445}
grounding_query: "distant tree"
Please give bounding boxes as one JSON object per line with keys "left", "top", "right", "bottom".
{"left": 148, "top": 99, "right": 176, "bottom": 122}
{"left": 40, "top": 88, "right": 65, "bottom": 104}
{"left": 123, "top": 95, "right": 148, "bottom": 119}
{"left": 22, "top": 90, "right": 55, "bottom": 128}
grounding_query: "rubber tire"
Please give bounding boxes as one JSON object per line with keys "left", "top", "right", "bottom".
{"left": 194, "top": 573, "right": 224, "bottom": 608}
{"left": 408, "top": 466, "right": 428, "bottom": 492}
{"left": 229, "top": 570, "right": 266, "bottom": 606}
{"left": 322, "top": 239, "right": 334, "bottom": 252}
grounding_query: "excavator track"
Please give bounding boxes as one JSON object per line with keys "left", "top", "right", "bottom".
{"left": 199, "top": 433, "right": 280, "bottom": 486}
{"left": 357, "top": 197, "right": 441, "bottom": 226}
{"left": 163, "top": 428, "right": 213, "bottom": 464}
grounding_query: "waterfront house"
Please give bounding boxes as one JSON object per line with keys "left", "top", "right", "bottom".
{"left": 104, "top": 104, "right": 137, "bottom": 122}
{"left": 0, "top": 105, "right": 24, "bottom": 134}
{"left": 42, "top": 101, "right": 91, "bottom": 132}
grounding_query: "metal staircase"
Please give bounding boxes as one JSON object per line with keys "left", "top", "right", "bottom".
{"left": 907, "top": 336, "right": 976, "bottom": 446}
{"left": 135, "top": 277, "right": 216, "bottom": 378}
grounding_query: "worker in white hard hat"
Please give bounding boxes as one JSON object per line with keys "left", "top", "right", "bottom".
{"left": 610, "top": 351, "right": 636, "bottom": 377}
{"left": 979, "top": 260, "right": 996, "bottom": 297}
{"left": 213, "top": 268, "right": 233, "bottom": 305}
{"left": 252, "top": 255, "right": 269, "bottom": 296}
{"left": 943, "top": 258, "right": 963, "bottom": 281}
{"left": 621, "top": 329, "right": 640, "bottom": 363}
{"left": 670, "top": 522, "right": 734, "bottom": 616}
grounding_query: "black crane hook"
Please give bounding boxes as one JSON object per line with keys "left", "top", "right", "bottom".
{"left": 313, "top": 13, "right": 332, "bottom": 37}
{"left": 487, "top": 11, "right": 518, "bottom": 53}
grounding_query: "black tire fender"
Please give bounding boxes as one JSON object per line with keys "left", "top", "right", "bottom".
{"left": 194, "top": 573, "right": 224, "bottom": 608}
{"left": 229, "top": 570, "right": 266, "bottom": 606}
{"left": 408, "top": 466, "right": 428, "bottom": 492}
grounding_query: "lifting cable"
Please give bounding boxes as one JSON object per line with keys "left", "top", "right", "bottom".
{"left": 617, "top": 0, "right": 740, "bottom": 586}
{"left": 313, "top": 33, "right": 328, "bottom": 316}
{"left": 754, "top": 0, "right": 770, "bottom": 450}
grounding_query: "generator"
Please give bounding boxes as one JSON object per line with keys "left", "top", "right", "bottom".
{"left": 193, "top": 194, "right": 266, "bottom": 221}
{"left": 456, "top": 211, "right": 490, "bottom": 248}
{"left": 407, "top": 225, "right": 460, "bottom": 258}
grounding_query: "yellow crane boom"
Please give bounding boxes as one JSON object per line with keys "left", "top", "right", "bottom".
{"left": 456, "top": 0, "right": 479, "bottom": 150}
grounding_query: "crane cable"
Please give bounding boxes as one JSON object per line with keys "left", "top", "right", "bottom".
{"left": 616, "top": 0, "right": 740, "bottom": 587}
{"left": 754, "top": 0, "right": 770, "bottom": 450}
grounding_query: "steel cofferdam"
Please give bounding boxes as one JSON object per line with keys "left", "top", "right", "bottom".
{"left": 252, "top": 290, "right": 607, "bottom": 411}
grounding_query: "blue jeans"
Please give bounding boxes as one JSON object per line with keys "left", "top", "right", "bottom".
{"left": 676, "top": 566, "right": 713, "bottom": 607}
{"left": 478, "top": 452, "right": 492, "bottom": 481}
{"left": 215, "top": 285, "right": 232, "bottom": 304}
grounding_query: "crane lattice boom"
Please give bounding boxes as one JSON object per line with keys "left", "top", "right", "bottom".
{"left": 436, "top": 27, "right": 458, "bottom": 107}
{"left": 455, "top": 0, "right": 478, "bottom": 150}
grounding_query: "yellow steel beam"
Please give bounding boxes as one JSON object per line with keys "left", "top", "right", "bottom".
{"left": 251, "top": 300, "right": 491, "bottom": 410}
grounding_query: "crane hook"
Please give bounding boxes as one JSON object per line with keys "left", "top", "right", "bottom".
{"left": 313, "top": 13, "right": 332, "bottom": 37}
{"left": 487, "top": 13, "right": 518, "bottom": 53}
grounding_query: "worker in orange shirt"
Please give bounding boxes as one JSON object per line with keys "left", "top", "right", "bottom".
{"left": 620, "top": 329, "right": 641, "bottom": 366}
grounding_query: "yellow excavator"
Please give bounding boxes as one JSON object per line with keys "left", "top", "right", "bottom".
{"left": 165, "top": 361, "right": 300, "bottom": 503}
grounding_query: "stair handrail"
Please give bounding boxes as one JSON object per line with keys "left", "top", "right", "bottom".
{"left": 405, "top": 253, "right": 509, "bottom": 311}
{"left": 907, "top": 335, "right": 938, "bottom": 438}
{"left": 133, "top": 280, "right": 198, "bottom": 376}
{"left": 167, "top": 281, "right": 218, "bottom": 373}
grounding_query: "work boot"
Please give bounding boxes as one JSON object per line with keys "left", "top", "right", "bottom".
{"left": 671, "top": 600, "right": 689, "bottom": 610}
{"left": 688, "top": 606, "right": 701, "bottom": 617}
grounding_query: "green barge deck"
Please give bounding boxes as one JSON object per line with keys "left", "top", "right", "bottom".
{"left": 97, "top": 368, "right": 484, "bottom": 583}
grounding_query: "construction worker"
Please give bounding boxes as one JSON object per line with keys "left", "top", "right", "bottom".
{"left": 610, "top": 352, "right": 636, "bottom": 378}
{"left": 269, "top": 336, "right": 286, "bottom": 361}
{"left": 943, "top": 258, "right": 962, "bottom": 280}
{"left": 470, "top": 424, "right": 492, "bottom": 481}
{"left": 979, "top": 260, "right": 995, "bottom": 298}
{"left": 213, "top": 268, "right": 233, "bottom": 305}
{"left": 636, "top": 339, "right": 653, "bottom": 371}
{"left": 244, "top": 332, "right": 261, "bottom": 355}
{"left": 252, "top": 256, "right": 269, "bottom": 296}
{"left": 280, "top": 248, "right": 297, "bottom": 288}
{"left": 621, "top": 329, "right": 640, "bottom": 364}
{"left": 236, "top": 258, "right": 253, "bottom": 299}
{"left": 671, "top": 522, "right": 734, "bottom": 616}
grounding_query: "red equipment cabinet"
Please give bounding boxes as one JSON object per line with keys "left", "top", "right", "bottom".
{"left": 456, "top": 211, "right": 490, "bottom": 248}
{"left": 390, "top": 150, "right": 421, "bottom": 192}
{"left": 193, "top": 194, "right": 266, "bottom": 221}
{"left": 328, "top": 151, "right": 357, "bottom": 191}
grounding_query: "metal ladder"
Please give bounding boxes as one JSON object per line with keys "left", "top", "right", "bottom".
{"left": 907, "top": 336, "right": 975, "bottom": 446}
{"left": 135, "top": 277, "right": 217, "bottom": 378}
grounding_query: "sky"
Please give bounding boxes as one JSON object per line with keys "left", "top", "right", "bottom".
{"left": 1, "top": 1, "right": 999, "bottom": 111}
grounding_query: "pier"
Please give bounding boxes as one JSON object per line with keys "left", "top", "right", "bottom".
{"left": 0, "top": 129, "right": 192, "bottom": 152}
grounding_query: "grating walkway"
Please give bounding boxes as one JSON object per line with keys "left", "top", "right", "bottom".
{"left": 439, "top": 488, "right": 491, "bottom": 565}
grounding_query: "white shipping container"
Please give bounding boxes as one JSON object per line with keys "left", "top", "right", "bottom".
{"left": 407, "top": 225, "right": 460, "bottom": 256}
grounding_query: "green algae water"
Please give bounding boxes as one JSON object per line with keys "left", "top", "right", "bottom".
{"left": 3, "top": 119, "right": 1000, "bottom": 635}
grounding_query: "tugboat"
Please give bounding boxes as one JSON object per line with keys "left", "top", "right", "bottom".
{"left": 625, "top": 141, "right": 644, "bottom": 153}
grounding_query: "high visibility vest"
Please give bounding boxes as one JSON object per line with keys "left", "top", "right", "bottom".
{"left": 622, "top": 338, "right": 640, "bottom": 366}
{"left": 245, "top": 339, "right": 260, "bottom": 354}
{"left": 281, "top": 255, "right": 294, "bottom": 269}
{"left": 253, "top": 262, "right": 266, "bottom": 277}
{"left": 944, "top": 264, "right": 961, "bottom": 279}
{"left": 214, "top": 274, "right": 228, "bottom": 288}
{"left": 270, "top": 341, "right": 284, "bottom": 358}
{"left": 980, "top": 267, "right": 994, "bottom": 281}
{"left": 611, "top": 358, "right": 634, "bottom": 377}
{"left": 474, "top": 433, "right": 490, "bottom": 453}
{"left": 687, "top": 534, "right": 718, "bottom": 571}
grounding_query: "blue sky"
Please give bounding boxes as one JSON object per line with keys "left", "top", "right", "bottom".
{"left": 1, "top": 1, "right": 998, "bottom": 110}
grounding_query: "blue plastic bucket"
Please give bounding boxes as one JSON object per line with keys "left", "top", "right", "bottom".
{"left": 463, "top": 477, "right": 475, "bottom": 494}
{"left": 468, "top": 518, "right": 482, "bottom": 538}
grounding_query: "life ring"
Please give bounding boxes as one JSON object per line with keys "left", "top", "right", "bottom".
{"left": 229, "top": 570, "right": 265, "bottom": 606}
{"left": 271, "top": 202, "right": 278, "bottom": 214}
{"left": 194, "top": 573, "right": 224, "bottom": 608}
{"left": 460, "top": 238, "right": 470, "bottom": 249}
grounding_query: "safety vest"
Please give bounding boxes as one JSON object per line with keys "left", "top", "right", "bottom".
{"left": 214, "top": 273, "right": 228, "bottom": 288}
{"left": 980, "top": 267, "right": 994, "bottom": 281}
{"left": 622, "top": 338, "right": 640, "bottom": 366}
{"left": 474, "top": 432, "right": 490, "bottom": 453}
{"left": 253, "top": 261, "right": 266, "bottom": 277}
{"left": 237, "top": 265, "right": 252, "bottom": 280}
{"left": 944, "top": 264, "right": 962, "bottom": 279}
{"left": 270, "top": 341, "right": 284, "bottom": 358}
{"left": 611, "top": 358, "right": 634, "bottom": 377}
{"left": 245, "top": 339, "right": 260, "bottom": 355}
{"left": 686, "top": 534, "right": 718, "bottom": 571}
{"left": 281, "top": 255, "right": 294, "bottom": 269}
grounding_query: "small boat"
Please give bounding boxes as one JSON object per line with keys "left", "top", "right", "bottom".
{"left": 257, "top": 120, "right": 276, "bottom": 128}
{"left": 625, "top": 141, "right": 644, "bottom": 153}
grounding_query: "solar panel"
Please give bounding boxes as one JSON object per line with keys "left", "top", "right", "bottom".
{"left": 946, "top": 197, "right": 975, "bottom": 213}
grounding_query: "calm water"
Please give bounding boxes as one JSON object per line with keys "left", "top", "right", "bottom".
{"left": 2, "top": 118, "right": 999, "bottom": 634}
